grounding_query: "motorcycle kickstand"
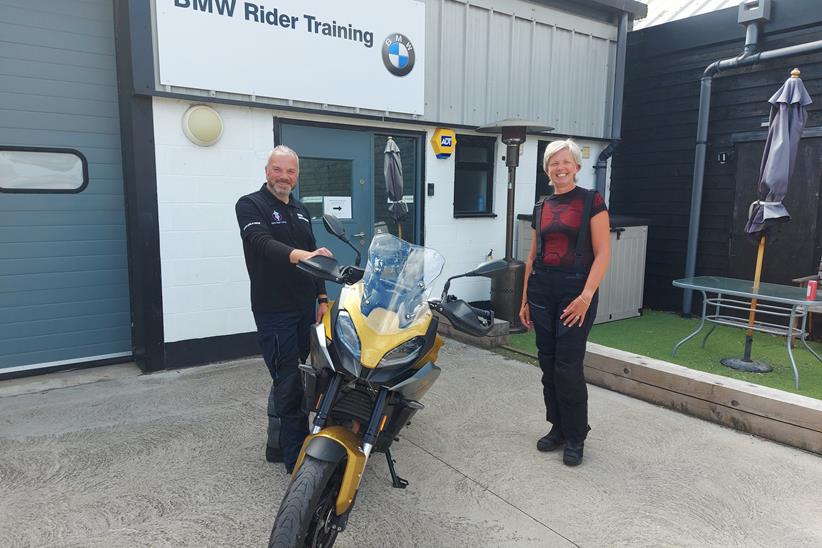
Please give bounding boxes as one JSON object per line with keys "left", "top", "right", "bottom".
{"left": 385, "top": 449, "right": 409, "bottom": 489}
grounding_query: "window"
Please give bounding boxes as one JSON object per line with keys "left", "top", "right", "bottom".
{"left": 0, "top": 147, "right": 89, "bottom": 193}
{"left": 453, "top": 135, "right": 495, "bottom": 217}
{"left": 298, "top": 158, "right": 353, "bottom": 219}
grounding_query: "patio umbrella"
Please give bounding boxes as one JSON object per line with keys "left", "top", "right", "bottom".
{"left": 384, "top": 136, "right": 408, "bottom": 239}
{"left": 745, "top": 68, "right": 812, "bottom": 237}
{"left": 724, "top": 68, "right": 812, "bottom": 372}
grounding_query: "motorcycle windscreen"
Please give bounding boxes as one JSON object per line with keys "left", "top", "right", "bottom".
{"left": 359, "top": 233, "right": 444, "bottom": 334}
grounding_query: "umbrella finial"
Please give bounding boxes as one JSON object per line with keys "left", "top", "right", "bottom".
{"left": 791, "top": 68, "right": 801, "bottom": 78}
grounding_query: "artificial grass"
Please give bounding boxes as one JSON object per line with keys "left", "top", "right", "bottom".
{"left": 505, "top": 309, "right": 822, "bottom": 400}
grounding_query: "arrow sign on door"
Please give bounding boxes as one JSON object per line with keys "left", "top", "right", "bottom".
{"left": 323, "top": 196, "right": 352, "bottom": 219}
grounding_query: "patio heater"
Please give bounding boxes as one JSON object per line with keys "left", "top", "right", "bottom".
{"left": 477, "top": 119, "right": 553, "bottom": 332}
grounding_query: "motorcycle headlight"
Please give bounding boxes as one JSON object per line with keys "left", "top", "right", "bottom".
{"left": 379, "top": 336, "right": 425, "bottom": 368}
{"left": 335, "top": 311, "right": 361, "bottom": 361}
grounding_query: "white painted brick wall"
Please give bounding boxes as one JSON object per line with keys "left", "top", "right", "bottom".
{"left": 153, "top": 99, "right": 613, "bottom": 343}
{"left": 153, "top": 98, "right": 268, "bottom": 342}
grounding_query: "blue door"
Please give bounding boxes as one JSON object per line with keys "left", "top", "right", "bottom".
{"left": 0, "top": 0, "right": 132, "bottom": 374}
{"left": 281, "top": 124, "right": 373, "bottom": 301}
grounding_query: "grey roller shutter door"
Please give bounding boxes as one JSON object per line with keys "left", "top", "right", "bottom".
{"left": 0, "top": 0, "right": 132, "bottom": 372}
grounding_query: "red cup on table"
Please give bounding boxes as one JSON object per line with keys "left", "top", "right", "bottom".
{"left": 807, "top": 279, "right": 818, "bottom": 300}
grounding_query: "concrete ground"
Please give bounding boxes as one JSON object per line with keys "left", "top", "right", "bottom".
{"left": 1, "top": 341, "right": 820, "bottom": 548}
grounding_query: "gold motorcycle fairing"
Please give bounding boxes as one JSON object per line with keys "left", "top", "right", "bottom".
{"left": 416, "top": 334, "right": 443, "bottom": 369}
{"left": 291, "top": 426, "right": 367, "bottom": 515}
{"left": 329, "top": 284, "right": 434, "bottom": 369}
{"left": 321, "top": 300, "right": 444, "bottom": 375}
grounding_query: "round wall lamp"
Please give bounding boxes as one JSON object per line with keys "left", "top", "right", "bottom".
{"left": 182, "top": 104, "right": 223, "bottom": 147}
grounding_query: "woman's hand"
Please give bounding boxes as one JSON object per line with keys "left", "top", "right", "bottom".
{"left": 560, "top": 294, "right": 591, "bottom": 327}
{"left": 519, "top": 302, "right": 532, "bottom": 330}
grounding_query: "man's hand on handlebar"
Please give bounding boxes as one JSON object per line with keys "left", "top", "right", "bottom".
{"left": 289, "top": 247, "right": 333, "bottom": 264}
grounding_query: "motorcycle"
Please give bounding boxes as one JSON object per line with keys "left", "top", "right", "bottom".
{"left": 268, "top": 214, "right": 507, "bottom": 548}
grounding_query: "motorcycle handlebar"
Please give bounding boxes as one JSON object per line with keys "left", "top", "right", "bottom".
{"left": 470, "top": 305, "right": 494, "bottom": 322}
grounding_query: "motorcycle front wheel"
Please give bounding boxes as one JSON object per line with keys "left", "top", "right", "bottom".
{"left": 268, "top": 455, "right": 344, "bottom": 548}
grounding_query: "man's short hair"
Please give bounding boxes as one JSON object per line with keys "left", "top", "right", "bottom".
{"left": 268, "top": 145, "right": 299, "bottom": 166}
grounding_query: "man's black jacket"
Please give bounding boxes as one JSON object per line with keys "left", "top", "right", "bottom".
{"left": 235, "top": 184, "right": 326, "bottom": 314}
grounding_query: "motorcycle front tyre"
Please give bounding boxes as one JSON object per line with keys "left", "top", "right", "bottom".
{"left": 268, "top": 455, "right": 343, "bottom": 548}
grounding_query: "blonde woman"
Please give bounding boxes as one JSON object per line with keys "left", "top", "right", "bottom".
{"left": 519, "top": 139, "right": 611, "bottom": 466}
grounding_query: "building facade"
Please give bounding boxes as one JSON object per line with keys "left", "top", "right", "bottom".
{"left": 0, "top": 0, "right": 645, "bottom": 374}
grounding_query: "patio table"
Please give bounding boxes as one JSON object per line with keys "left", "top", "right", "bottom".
{"left": 672, "top": 276, "right": 822, "bottom": 389}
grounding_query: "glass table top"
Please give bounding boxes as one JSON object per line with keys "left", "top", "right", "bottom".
{"left": 673, "top": 276, "right": 822, "bottom": 306}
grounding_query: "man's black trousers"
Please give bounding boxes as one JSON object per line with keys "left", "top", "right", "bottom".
{"left": 254, "top": 308, "right": 313, "bottom": 469}
{"left": 526, "top": 268, "right": 598, "bottom": 444}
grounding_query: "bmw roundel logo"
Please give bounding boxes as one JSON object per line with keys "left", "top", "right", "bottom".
{"left": 382, "top": 33, "right": 415, "bottom": 77}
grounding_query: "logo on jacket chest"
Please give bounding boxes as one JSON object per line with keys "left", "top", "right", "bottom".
{"left": 271, "top": 210, "right": 287, "bottom": 225}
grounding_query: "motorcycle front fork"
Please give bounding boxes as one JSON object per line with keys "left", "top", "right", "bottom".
{"left": 312, "top": 372, "right": 409, "bottom": 488}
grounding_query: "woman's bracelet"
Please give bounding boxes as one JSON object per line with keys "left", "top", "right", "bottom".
{"left": 578, "top": 294, "right": 590, "bottom": 306}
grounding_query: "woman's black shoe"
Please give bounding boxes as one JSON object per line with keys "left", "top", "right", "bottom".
{"left": 537, "top": 429, "right": 565, "bottom": 452}
{"left": 563, "top": 442, "right": 584, "bottom": 466}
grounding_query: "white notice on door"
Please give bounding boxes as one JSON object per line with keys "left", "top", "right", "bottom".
{"left": 323, "top": 197, "right": 352, "bottom": 219}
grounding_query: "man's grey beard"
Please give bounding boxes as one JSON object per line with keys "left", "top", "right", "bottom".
{"left": 268, "top": 181, "right": 291, "bottom": 201}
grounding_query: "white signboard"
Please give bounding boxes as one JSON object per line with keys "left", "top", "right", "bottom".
{"left": 156, "top": 0, "right": 425, "bottom": 114}
{"left": 323, "top": 196, "right": 352, "bottom": 219}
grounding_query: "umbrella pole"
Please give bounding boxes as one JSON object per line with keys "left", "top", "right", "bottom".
{"left": 397, "top": 222, "right": 403, "bottom": 240}
{"left": 722, "top": 233, "right": 771, "bottom": 372}
{"left": 743, "top": 234, "right": 766, "bottom": 361}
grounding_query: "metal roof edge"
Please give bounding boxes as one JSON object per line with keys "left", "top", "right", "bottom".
{"left": 582, "top": 0, "right": 648, "bottom": 18}
{"left": 530, "top": 0, "right": 647, "bottom": 20}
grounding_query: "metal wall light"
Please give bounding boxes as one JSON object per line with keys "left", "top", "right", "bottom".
{"left": 182, "top": 104, "right": 223, "bottom": 147}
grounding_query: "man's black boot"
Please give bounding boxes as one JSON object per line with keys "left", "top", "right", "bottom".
{"left": 537, "top": 427, "right": 565, "bottom": 452}
{"left": 266, "top": 445, "right": 284, "bottom": 463}
{"left": 563, "top": 441, "right": 584, "bottom": 466}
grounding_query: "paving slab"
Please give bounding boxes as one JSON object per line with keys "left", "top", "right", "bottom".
{"left": 1, "top": 340, "right": 820, "bottom": 547}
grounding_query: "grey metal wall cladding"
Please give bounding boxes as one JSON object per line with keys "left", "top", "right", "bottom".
{"left": 427, "top": 0, "right": 617, "bottom": 134}
{"left": 0, "top": 0, "right": 132, "bottom": 371}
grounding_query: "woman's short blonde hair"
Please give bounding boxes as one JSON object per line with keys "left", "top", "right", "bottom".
{"left": 542, "top": 139, "right": 582, "bottom": 176}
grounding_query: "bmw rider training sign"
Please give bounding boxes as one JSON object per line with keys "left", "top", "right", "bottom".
{"left": 157, "top": 0, "right": 425, "bottom": 114}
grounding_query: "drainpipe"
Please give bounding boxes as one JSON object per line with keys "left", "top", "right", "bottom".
{"left": 681, "top": 0, "right": 822, "bottom": 315}
{"left": 594, "top": 12, "right": 628, "bottom": 196}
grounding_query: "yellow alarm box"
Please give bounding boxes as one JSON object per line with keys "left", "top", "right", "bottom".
{"left": 430, "top": 128, "right": 456, "bottom": 159}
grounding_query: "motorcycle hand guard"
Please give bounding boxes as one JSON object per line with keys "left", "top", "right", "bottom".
{"left": 297, "top": 255, "right": 363, "bottom": 285}
{"left": 438, "top": 299, "right": 494, "bottom": 337}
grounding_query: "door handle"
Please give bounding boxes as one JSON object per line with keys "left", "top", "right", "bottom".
{"left": 353, "top": 232, "right": 365, "bottom": 238}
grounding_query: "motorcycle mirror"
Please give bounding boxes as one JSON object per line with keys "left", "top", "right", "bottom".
{"left": 321, "top": 213, "right": 362, "bottom": 267}
{"left": 467, "top": 259, "right": 508, "bottom": 277}
{"left": 322, "top": 214, "right": 348, "bottom": 241}
{"left": 440, "top": 259, "right": 508, "bottom": 301}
